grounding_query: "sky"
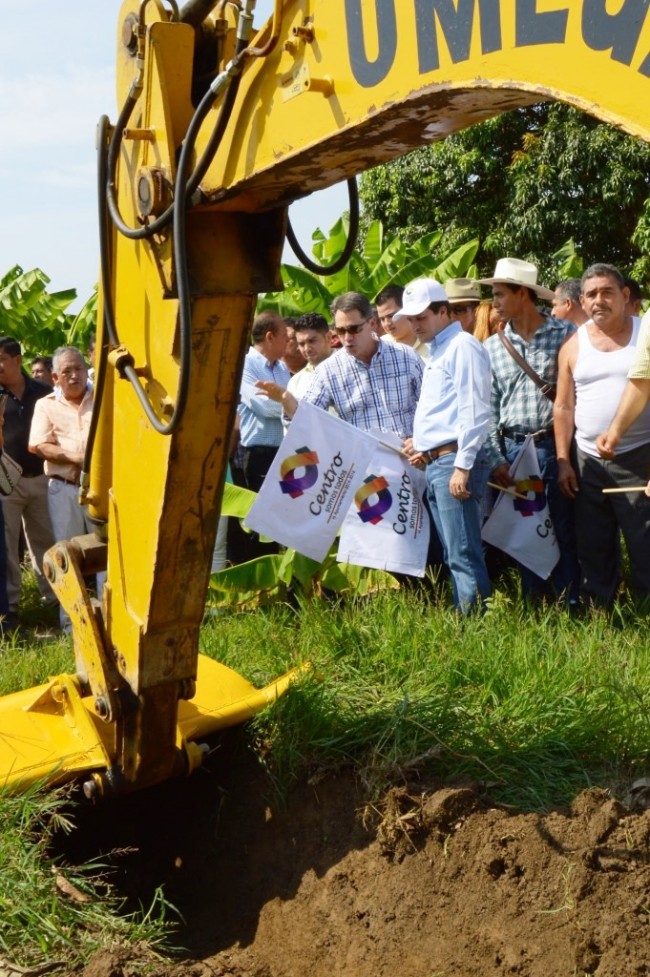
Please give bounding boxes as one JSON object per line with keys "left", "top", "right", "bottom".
{"left": 0, "top": 1, "right": 347, "bottom": 311}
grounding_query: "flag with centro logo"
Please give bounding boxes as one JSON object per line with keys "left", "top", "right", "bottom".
{"left": 337, "top": 436, "right": 430, "bottom": 576}
{"left": 481, "top": 434, "right": 559, "bottom": 579}
{"left": 245, "top": 401, "right": 380, "bottom": 562}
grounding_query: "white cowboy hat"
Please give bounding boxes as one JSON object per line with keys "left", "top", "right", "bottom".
{"left": 476, "top": 257, "right": 555, "bottom": 301}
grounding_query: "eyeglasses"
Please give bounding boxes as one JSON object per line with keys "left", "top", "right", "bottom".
{"left": 451, "top": 304, "right": 477, "bottom": 314}
{"left": 334, "top": 318, "right": 370, "bottom": 337}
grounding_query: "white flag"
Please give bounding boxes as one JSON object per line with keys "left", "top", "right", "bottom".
{"left": 245, "top": 401, "right": 379, "bottom": 562}
{"left": 481, "top": 435, "right": 559, "bottom": 579}
{"left": 337, "top": 442, "right": 430, "bottom": 576}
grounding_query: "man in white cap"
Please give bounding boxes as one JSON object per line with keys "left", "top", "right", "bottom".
{"left": 401, "top": 278, "right": 492, "bottom": 613}
{"left": 444, "top": 278, "right": 482, "bottom": 334}
{"left": 479, "top": 257, "right": 579, "bottom": 603}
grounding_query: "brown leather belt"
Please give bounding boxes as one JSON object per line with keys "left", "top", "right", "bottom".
{"left": 420, "top": 441, "right": 459, "bottom": 464}
{"left": 49, "top": 474, "right": 79, "bottom": 487}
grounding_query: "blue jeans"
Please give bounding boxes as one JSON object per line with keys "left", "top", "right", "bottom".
{"left": 425, "top": 452, "right": 491, "bottom": 614}
{"left": 501, "top": 435, "right": 579, "bottom": 602}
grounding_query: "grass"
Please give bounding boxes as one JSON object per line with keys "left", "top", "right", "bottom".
{"left": 0, "top": 783, "right": 176, "bottom": 971}
{"left": 201, "top": 585, "right": 650, "bottom": 810}
{"left": 1, "top": 570, "right": 649, "bottom": 967}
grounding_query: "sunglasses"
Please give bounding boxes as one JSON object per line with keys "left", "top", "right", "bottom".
{"left": 451, "top": 304, "right": 477, "bottom": 314}
{"left": 334, "top": 318, "right": 370, "bottom": 336}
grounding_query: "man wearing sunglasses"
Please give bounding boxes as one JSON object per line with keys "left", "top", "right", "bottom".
{"left": 268, "top": 291, "right": 423, "bottom": 440}
{"left": 444, "top": 278, "right": 482, "bottom": 334}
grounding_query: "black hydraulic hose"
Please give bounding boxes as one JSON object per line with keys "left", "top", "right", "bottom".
{"left": 179, "top": 0, "right": 220, "bottom": 26}
{"left": 97, "top": 113, "right": 189, "bottom": 435}
{"left": 95, "top": 65, "right": 243, "bottom": 435}
{"left": 82, "top": 116, "right": 113, "bottom": 477}
{"left": 286, "top": 178, "right": 360, "bottom": 276}
{"left": 105, "top": 37, "right": 246, "bottom": 241}
{"left": 98, "top": 18, "right": 250, "bottom": 433}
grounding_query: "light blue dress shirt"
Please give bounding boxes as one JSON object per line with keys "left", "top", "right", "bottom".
{"left": 413, "top": 322, "right": 492, "bottom": 470}
{"left": 238, "top": 347, "right": 291, "bottom": 447}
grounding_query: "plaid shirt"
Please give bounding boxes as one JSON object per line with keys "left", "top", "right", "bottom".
{"left": 483, "top": 314, "right": 575, "bottom": 470}
{"left": 303, "top": 340, "right": 423, "bottom": 439}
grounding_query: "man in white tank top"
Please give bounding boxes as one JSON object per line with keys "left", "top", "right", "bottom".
{"left": 554, "top": 263, "right": 650, "bottom": 608}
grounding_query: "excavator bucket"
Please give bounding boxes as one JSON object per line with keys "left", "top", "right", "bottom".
{"left": 0, "top": 655, "right": 305, "bottom": 796}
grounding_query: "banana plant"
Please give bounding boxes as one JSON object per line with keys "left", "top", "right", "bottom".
{"left": 206, "top": 483, "right": 399, "bottom": 610}
{"left": 0, "top": 266, "right": 97, "bottom": 357}
{"left": 258, "top": 219, "right": 480, "bottom": 318}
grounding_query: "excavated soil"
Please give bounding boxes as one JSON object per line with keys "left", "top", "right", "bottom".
{"left": 72, "top": 733, "right": 650, "bottom": 977}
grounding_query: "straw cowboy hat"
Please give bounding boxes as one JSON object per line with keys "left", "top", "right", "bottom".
{"left": 444, "top": 278, "right": 481, "bottom": 303}
{"left": 477, "top": 258, "right": 555, "bottom": 301}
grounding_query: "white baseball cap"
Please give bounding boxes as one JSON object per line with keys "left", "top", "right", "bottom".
{"left": 393, "top": 278, "right": 449, "bottom": 320}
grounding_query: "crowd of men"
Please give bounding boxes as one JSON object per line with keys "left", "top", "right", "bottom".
{"left": 2, "top": 255, "right": 649, "bottom": 633}
{"left": 0, "top": 341, "right": 95, "bottom": 634}
{"left": 244, "top": 257, "right": 650, "bottom": 615}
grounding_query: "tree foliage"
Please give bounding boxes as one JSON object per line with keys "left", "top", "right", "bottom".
{"left": 258, "top": 218, "right": 479, "bottom": 319}
{"left": 359, "top": 103, "right": 650, "bottom": 289}
{"left": 0, "top": 266, "right": 97, "bottom": 358}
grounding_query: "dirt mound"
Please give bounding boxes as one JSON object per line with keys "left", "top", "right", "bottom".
{"left": 77, "top": 740, "right": 650, "bottom": 977}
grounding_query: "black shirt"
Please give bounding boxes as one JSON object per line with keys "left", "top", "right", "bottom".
{"left": 1, "top": 372, "right": 52, "bottom": 476}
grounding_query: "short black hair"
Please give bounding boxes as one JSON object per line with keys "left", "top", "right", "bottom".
{"left": 0, "top": 337, "right": 21, "bottom": 358}
{"left": 295, "top": 312, "right": 329, "bottom": 335}
{"left": 501, "top": 283, "right": 538, "bottom": 303}
{"left": 31, "top": 355, "right": 53, "bottom": 370}
{"left": 375, "top": 284, "right": 404, "bottom": 307}
{"left": 624, "top": 276, "right": 642, "bottom": 303}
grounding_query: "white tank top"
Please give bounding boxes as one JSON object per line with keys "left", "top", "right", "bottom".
{"left": 574, "top": 317, "right": 650, "bottom": 457}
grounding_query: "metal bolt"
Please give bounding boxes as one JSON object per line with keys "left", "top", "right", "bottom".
{"left": 121, "top": 13, "right": 138, "bottom": 55}
{"left": 136, "top": 167, "right": 170, "bottom": 218}
{"left": 95, "top": 697, "right": 109, "bottom": 720}
{"left": 292, "top": 24, "right": 315, "bottom": 43}
{"left": 83, "top": 779, "right": 99, "bottom": 801}
{"left": 54, "top": 547, "right": 68, "bottom": 572}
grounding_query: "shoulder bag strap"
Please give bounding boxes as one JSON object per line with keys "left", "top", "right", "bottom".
{"left": 497, "top": 330, "right": 556, "bottom": 402}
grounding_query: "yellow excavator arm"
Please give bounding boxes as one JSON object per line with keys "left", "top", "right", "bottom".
{"left": 1, "top": 0, "right": 649, "bottom": 796}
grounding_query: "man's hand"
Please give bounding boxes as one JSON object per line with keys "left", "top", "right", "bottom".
{"left": 557, "top": 458, "right": 579, "bottom": 499}
{"left": 402, "top": 437, "right": 426, "bottom": 470}
{"left": 596, "top": 430, "right": 618, "bottom": 459}
{"left": 449, "top": 467, "right": 470, "bottom": 500}
{"left": 490, "top": 463, "right": 513, "bottom": 488}
{"left": 255, "top": 380, "right": 285, "bottom": 403}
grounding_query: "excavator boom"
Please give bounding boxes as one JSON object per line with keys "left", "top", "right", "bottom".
{"left": 1, "top": 0, "right": 649, "bottom": 795}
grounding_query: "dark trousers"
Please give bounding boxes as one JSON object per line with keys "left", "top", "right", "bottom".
{"left": 574, "top": 442, "right": 650, "bottom": 607}
{"left": 231, "top": 444, "right": 281, "bottom": 562}
{"left": 241, "top": 445, "right": 279, "bottom": 493}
